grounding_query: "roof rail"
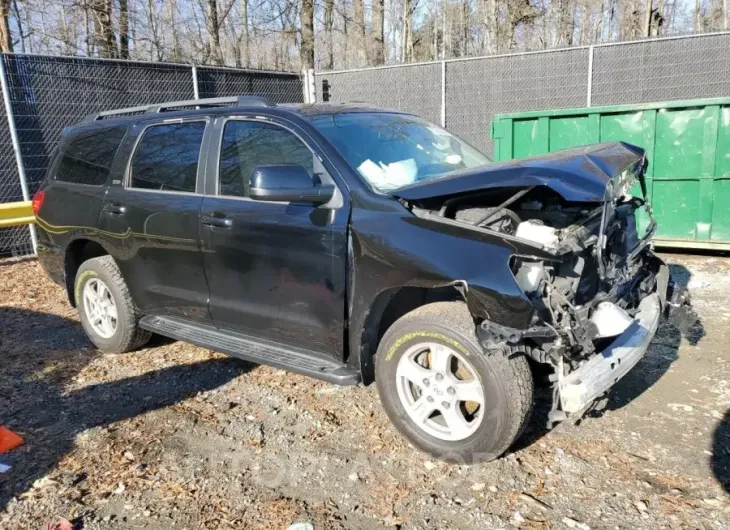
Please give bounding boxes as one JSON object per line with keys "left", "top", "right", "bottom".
{"left": 83, "top": 95, "right": 274, "bottom": 122}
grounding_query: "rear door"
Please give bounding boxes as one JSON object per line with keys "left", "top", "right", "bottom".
{"left": 200, "top": 116, "right": 350, "bottom": 359}
{"left": 99, "top": 118, "right": 212, "bottom": 323}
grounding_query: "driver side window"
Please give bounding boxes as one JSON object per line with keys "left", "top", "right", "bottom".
{"left": 219, "top": 120, "right": 315, "bottom": 198}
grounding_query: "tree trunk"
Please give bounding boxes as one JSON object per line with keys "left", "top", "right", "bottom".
{"left": 104, "top": 0, "right": 116, "bottom": 56}
{"left": 580, "top": 2, "right": 590, "bottom": 44}
{"left": 402, "top": 0, "right": 414, "bottom": 62}
{"left": 595, "top": 0, "right": 606, "bottom": 41}
{"left": 324, "top": 0, "right": 334, "bottom": 69}
{"left": 300, "top": 0, "right": 314, "bottom": 70}
{"left": 207, "top": 0, "right": 223, "bottom": 65}
{"left": 241, "top": 0, "right": 250, "bottom": 67}
{"left": 462, "top": 0, "right": 469, "bottom": 56}
{"left": 0, "top": 0, "right": 11, "bottom": 52}
{"left": 694, "top": 0, "right": 701, "bottom": 30}
{"left": 91, "top": 0, "right": 115, "bottom": 57}
{"left": 371, "top": 0, "right": 385, "bottom": 65}
{"left": 119, "top": 0, "right": 129, "bottom": 58}
{"left": 643, "top": 0, "right": 652, "bottom": 36}
{"left": 353, "top": 0, "right": 366, "bottom": 65}
{"left": 169, "top": 0, "right": 180, "bottom": 61}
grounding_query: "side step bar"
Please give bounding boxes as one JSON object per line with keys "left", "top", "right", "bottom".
{"left": 139, "top": 316, "right": 360, "bottom": 386}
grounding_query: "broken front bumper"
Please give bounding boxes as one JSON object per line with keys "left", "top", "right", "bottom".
{"left": 558, "top": 292, "right": 662, "bottom": 413}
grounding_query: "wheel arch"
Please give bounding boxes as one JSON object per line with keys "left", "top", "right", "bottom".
{"left": 356, "top": 285, "right": 468, "bottom": 385}
{"left": 64, "top": 238, "right": 111, "bottom": 306}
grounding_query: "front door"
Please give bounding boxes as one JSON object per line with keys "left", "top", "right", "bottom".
{"left": 200, "top": 117, "right": 349, "bottom": 359}
{"left": 99, "top": 119, "right": 212, "bottom": 323}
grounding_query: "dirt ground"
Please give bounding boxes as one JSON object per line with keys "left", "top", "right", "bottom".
{"left": 1, "top": 253, "right": 729, "bottom": 529}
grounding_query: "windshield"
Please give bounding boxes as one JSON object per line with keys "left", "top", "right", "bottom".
{"left": 309, "top": 112, "right": 490, "bottom": 192}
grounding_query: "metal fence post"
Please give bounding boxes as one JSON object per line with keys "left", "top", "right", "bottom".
{"left": 192, "top": 65, "right": 200, "bottom": 99}
{"left": 586, "top": 45, "right": 594, "bottom": 107}
{"left": 0, "top": 53, "right": 38, "bottom": 255}
{"left": 301, "top": 69, "right": 309, "bottom": 103}
{"left": 308, "top": 69, "right": 316, "bottom": 103}
{"left": 441, "top": 60, "right": 446, "bottom": 128}
{"left": 302, "top": 69, "right": 316, "bottom": 103}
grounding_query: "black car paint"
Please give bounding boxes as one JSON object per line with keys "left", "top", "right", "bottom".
{"left": 35, "top": 103, "right": 641, "bottom": 380}
{"left": 394, "top": 142, "right": 645, "bottom": 203}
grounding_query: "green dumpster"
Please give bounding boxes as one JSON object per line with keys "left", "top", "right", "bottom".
{"left": 490, "top": 98, "right": 730, "bottom": 251}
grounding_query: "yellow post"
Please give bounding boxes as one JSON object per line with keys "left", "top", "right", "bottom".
{"left": 0, "top": 201, "right": 35, "bottom": 228}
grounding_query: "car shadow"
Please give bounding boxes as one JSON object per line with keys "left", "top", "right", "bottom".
{"left": 512, "top": 263, "right": 705, "bottom": 452}
{"left": 713, "top": 409, "right": 730, "bottom": 494}
{"left": 0, "top": 306, "right": 253, "bottom": 512}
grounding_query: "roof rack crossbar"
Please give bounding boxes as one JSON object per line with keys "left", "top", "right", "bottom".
{"left": 83, "top": 95, "right": 274, "bottom": 122}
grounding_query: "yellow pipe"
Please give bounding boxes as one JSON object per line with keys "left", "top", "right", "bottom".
{"left": 0, "top": 201, "right": 35, "bottom": 228}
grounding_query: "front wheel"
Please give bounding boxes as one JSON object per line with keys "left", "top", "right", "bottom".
{"left": 375, "top": 302, "right": 534, "bottom": 463}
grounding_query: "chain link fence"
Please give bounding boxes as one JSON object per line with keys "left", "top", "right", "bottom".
{"left": 315, "top": 62, "right": 443, "bottom": 125}
{"left": 314, "top": 31, "right": 730, "bottom": 156}
{"left": 0, "top": 53, "right": 303, "bottom": 257}
{"left": 196, "top": 65, "right": 304, "bottom": 102}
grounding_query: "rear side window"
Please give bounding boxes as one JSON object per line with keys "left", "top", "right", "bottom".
{"left": 56, "top": 126, "right": 127, "bottom": 185}
{"left": 219, "top": 120, "right": 314, "bottom": 198}
{"left": 129, "top": 122, "right": 206, "bottom": 193}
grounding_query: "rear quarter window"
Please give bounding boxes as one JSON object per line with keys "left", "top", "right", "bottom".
{"left": 56, "top": 126, "right": 127, "bottom": 186}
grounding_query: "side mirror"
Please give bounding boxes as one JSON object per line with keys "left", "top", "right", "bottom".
{"left": 249, "top": 164, "right": 335, "bottom": 204}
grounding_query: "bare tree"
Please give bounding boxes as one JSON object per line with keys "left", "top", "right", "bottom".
{"left": 301, "top": 0, "right": 314, "bottom": 69}
{"left": 402, "top": 0, "right": 415, "bottom": 62}
{"left": 0, "top": 0, "right": 717, "bottom": 73}
{"left": 353, "top": 0, "right": 366, "bottom": 65}
{"left": 371, "top": 0, "right": 385, "bottom": 64}
{"left": 119, "top": 0, "right": 129, "bottom": 58}
{"left": 0, "top": 0, "right": 11, "bottom": 52}
{"left": 206, "top": 0, "right": 223, "bottom": 64}
{"left": 324, "top": 0, "right": 334, "bottom": 69}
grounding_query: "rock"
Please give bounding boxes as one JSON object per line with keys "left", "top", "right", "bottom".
{"left": 348, "top": 472, "right": 360, "bottom": 482}
{"left": 123, "top": 451, "right": 135, "bottom": 462}
{"left": 424, "top": 461, "right": 437, "bottom": 471}
{"left": 635, "top": 500, "right": 648, "bottom": 512}
{"left": 288, "top": 523, "right": 314, "bottom": 530}
{"left": 510, "top": 511, "right": 525, "bottom": 524}
{"left": 471, "top": 482, "right": 486, "bottom": 491}
{"left": 113, "top": 482, "right": 126, "bottom": 495}
{"left": 562, "top": 516, "right": 591, "bottom": 530}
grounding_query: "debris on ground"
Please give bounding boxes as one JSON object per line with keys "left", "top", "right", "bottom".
{"left": 0, "top": 427, "right": 24, "bottom": 454}
{"left": 1, "top": 254, "right": 729, "bottom": 529}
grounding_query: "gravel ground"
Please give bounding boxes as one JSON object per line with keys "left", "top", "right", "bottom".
{"left": 1, "top": 254, "right": 729, "bottom": 529}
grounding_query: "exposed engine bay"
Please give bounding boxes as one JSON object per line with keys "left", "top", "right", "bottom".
{"left": 393, "top": 143, "right": 699, "bottom": 418}
{"left": 406, "top": 172, "right": 692, "bottom": 413}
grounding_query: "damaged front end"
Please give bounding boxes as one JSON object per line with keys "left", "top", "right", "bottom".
{"left": 396, "top": 142, "right": 698, "bottom": 418}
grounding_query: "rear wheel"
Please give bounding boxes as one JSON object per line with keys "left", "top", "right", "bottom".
{"left": 75, "top": 255, "right": 151, "bottom": 353}
{"left": 375, "top": 302, "right": 533, "bottom": 463}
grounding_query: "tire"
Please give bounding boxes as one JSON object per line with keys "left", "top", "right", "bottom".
{"left": 375, "top": 301, "right": 533, "bottom": 463}
{"left": 74, "top": 255, "right": 151, "bottom": 353}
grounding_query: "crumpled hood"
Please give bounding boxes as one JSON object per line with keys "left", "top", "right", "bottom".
{"left": 393, "top": 142, "right": 646, "bottom": 203}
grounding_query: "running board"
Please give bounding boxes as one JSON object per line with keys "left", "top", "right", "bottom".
{"left": 139, "top": 316, "right": 360, "bottom": 385}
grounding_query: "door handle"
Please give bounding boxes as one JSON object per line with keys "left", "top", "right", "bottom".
{"left": 201, "top": 215, "right": 233, "bottom": 228}
{"left": 103, "top": 204, "right": 126, "bottom": 215}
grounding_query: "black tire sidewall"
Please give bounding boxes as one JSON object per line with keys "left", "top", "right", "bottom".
{"left": 75, "top": 262, "right": 131, "bottom": 352}
{"left": 376, "top": 319, "right": 512, "bottom": 462}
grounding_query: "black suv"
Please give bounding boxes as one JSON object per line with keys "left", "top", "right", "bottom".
{"left": 34, "top": 96, "right": 690, "bottom": 462}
